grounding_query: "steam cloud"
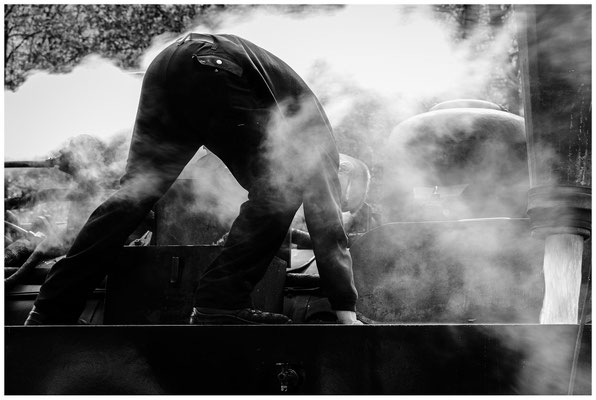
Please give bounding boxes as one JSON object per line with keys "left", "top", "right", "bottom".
{"left": 5, "top": 55, "right": 142, "bottom": 161}
{"left": 3, "top": 4, "right": 582, "bottom": 304}
{"left": 3, "top": 6, "right": 590, "bottom": 392}
{"left": 4, "top": 5, "right": 521, "bottom": 202}
{"left": 136, "top": 4, "right": 522, "bottom": 228}
{"left": 142, "top": 5, "right": 520, "bottom": 128}
{"left": 5, "top": 4, "right": 538, "bottom": 297}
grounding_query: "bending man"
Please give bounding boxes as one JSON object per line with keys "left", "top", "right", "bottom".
{"left": 26, "top": 33, "right": 359, "bottom": 325}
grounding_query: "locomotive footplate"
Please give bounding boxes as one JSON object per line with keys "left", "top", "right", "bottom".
{"left": 5, "top": 324, "right": 591, "bottom": 395}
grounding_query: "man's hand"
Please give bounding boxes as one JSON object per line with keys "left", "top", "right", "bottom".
{"left": 335, "top": 310, "right": 363, "bottom": 325}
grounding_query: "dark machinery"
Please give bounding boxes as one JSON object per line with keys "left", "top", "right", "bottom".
{"left": 4, "top": 149, "right": 373, "bottom": 325}
{"left": 5, "top": 119, "right": 591, "bottom": 395}
{"left": 4, "top": 5, "right": 592, "bottom": 394}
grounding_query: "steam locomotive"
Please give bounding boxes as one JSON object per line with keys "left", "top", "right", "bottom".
{"left": 5, "top": 97, "right": 591, "bottom": 394}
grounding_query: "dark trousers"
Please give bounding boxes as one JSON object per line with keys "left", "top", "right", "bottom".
{"left": 32, "top": 37, "right": 356, "bottom": 323}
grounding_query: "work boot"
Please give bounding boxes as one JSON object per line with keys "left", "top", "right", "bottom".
{"left": 23, "top": 307, "right": 46, "bottom": 325}
{"left": 190, "top": 307, "right": 291, "bottom": 325}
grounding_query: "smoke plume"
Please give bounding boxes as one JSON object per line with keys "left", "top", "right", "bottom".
{"left": 140, "top": 5, "right": 521, "bottom": 132}
{"left": 4, "top": 3, "right": 534, "bottom": 277}
{"left": 5, "top": 55, "right": 142, "bottom": 161}
{"left": 131, "top": 4, "right": 523, "bottom": 232}
{"left": 3, "top": 6, "right": 590, "bottom": 392}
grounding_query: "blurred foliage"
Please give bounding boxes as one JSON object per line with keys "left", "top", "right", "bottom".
{"left": 435, "top": 4, "right": 521, "bottom": 114}
{"left": 4, "top": 4, "right": 344, "bottom": 90}
{"left": 5, "top": 4, "right": 519, "bottom": 98}
{"left": 4, "top": 4, "right": 226, "bottom": 89}
{"left": 5, "top": 4, "right": 520, "bottom": 116}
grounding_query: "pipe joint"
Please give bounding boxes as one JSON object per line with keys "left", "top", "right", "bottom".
{"left": 527, "top": 185, "right": 591, "bottom": 240}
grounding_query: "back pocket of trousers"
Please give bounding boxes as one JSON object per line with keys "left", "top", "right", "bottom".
{"left": 192, "top": 54, "right": 243, "bottom": 77}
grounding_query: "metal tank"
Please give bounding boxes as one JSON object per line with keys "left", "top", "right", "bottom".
{"left": 353, "top": 99, "right": 545, "bottom": 323}
{"left": 381, "top": 100, "right": 528, "bottom": 222}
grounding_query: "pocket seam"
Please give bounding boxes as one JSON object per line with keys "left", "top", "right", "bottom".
{"left": 192, "top": 54, "right": 243, "bottom": 77}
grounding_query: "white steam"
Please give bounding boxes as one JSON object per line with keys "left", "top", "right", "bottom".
{"left": 207, "top": 6, "right": 506, "bottom": 100}
{"left": 5, "top": 55, "right": 142, "bottom": 161}
{"left": 141, "top": 4, "right": 518, "bottom": 127}
{"left": 5, "top": 5, "right": 518, "bottom": 162}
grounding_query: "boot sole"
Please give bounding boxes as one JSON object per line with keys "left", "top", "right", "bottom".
{"left": 190, "top": 310, "right": 290, "bottom": 325}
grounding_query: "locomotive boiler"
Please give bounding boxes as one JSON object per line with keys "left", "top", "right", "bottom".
{"left": 4, "top": 4, "right": 591, "bottom": 395}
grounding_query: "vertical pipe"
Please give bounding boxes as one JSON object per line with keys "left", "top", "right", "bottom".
{"left": 540, "top": 234, "right": 583, "bottom": 323}
{"left": 518, "top": 5, "right": 591, "bottom": 189}
{"left": 517, "top": 5, "right": 591, "bottom": 324}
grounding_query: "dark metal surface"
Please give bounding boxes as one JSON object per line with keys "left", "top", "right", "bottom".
{"left": 5, "top": 285, "right": 106, "bottom": 326}
{"left": 350, "top": 219, "right": 547, "bottom": 323}
{"left": 518, "top": 5, "right": 591, "bottom": 189}
{"left": 526, "top": 185, "right": 592, "bottom": 239}
{"left": 104, "top": 245, "right": 286, "bottom": 324}
{"left": 381, "top": 104, "right": 529, "bottom": 222}
{"left": 4, "top": 324, "right": 591, "bottom": 395}
{"left": 4, "top": 159, "right": 58, "bottom": 168}
{"left": 518, "top": 5, "right": 591, "bottom": 239}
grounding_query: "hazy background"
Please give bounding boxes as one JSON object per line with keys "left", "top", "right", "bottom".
{"left": 3, "top": 6, "right": 591, "bottom": 393}
{"left": 5, "top": 4, "right": 520, "bottom": 163}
